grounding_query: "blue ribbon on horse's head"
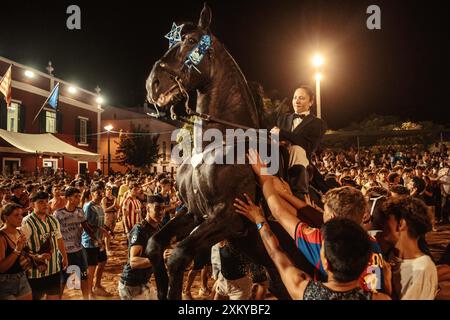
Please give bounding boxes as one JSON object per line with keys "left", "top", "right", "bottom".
{"left": 184, "top": 35, "right": 212, "bottom": 74}
{"left": 164, "top": 22, "right": 212, "bottom": 74}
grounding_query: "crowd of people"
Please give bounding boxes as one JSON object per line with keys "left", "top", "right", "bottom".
{"left": 0, "top": 171, "right": 180, "bottom": 300}
{"left": 311, "top": 143, "right": 450, "bottom": 226}
{"left": 0, "top": 141, "right": 449, "bottom": 300}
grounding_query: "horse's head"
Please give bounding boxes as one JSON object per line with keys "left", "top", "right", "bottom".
{"left": 146, "top": 4, "right": 214, "bottom": 110}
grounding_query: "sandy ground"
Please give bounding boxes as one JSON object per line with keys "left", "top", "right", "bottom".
{"left": 62, "top": 223, "right": 450, "bottom": 300}
{"left": 62, "top": 223, "right": 215, "bottom": 300}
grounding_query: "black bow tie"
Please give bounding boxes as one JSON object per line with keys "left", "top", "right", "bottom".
{"left": 293, "top": 113, "right": 306, "bottom": 120}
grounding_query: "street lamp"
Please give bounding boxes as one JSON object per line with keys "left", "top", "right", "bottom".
{"left": 312, "top": 54, "right": 324, "bottom": 119}
{"left": 96, "top": 96, "right": 104, "bottom": 105}
{"left": 68, "top": 86, "right": 77, "bottom": 94}
{"left": 314, "top": 72, "right": 322, "bottom": 119}
{"left": 24, "top": 70, "right": 35, "bottom": 78}
{"left": 312, "top": 54, "right": 324, "bottom": 68}
{"left": 104, "top": 125, "right": 113, "bottom": 176}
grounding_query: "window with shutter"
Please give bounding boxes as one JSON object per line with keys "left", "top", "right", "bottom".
{"left": 75, "top": 118, "right": 81, "bottom": 143}
{"left": 0, "top": 100, "right": 6, "bottom": 129}
{"left": 86, "top": 120, "right": 92, "bottom": 145}
{"left": 45, "top": 111, "right": 57, "bottom": 133}
{"left": 19, "top": 103, "right": 26, "bottom": 133}
{"left": 80, "top": 119, "right": 88, "bottom": 144}
{"left": 6, "top": 102, "right": 19, "bottom": 132}
{"left": 39, "top": 111, "right": 46, "bottom": 133}
{"left": 56, "top": 112, "right": 62, "bottom": 133}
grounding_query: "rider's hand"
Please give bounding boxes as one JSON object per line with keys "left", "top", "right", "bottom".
{"left": 234, "top": 193, "right": 264, "bottom": 223}
{"left": 270, "top": 127, "right": 280, "bottom": 135}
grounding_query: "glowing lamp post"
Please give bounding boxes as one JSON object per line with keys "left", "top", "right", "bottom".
{"left": 104, "top": 125, "right": 113, "bottom": 176}
{"left": 312, "top": 54, "right": 324, "bottom": 119}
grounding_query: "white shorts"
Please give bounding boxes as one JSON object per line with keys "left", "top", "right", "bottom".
{"left": 118, "top": 281, "right": 157, "bottom": 300}
{"left": 215, "top": 272, "right": 252, "bottom": 300}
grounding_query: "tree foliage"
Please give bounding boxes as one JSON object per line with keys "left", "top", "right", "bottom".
{"left": 116, "top": 123, "right": 160, "bottom": 169}
{"left": 322, "top": 114, "right": 446, "bottom": 150}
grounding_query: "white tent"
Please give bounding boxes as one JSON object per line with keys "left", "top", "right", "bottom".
{"left": 0, "top": 129, "right": 99, "bottom": 162}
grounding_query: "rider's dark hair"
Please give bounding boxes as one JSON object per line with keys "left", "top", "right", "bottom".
{"left": 295, "top": 85, "right": 315, "bottom": 103}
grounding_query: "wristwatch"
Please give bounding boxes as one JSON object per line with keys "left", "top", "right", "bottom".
{"left": 256, "top": 221, "right": 265, "bottom": 231}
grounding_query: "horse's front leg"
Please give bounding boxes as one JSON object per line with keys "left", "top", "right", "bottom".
{"left": 166, "top": 210, "right": 238, "bottom": 299}
{"left": 146, "top": 212, "right": 197, "bottom": 300}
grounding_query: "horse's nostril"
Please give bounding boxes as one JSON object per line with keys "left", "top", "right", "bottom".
{"left": 153, "top": 79, "right": 160, "bottom": 90}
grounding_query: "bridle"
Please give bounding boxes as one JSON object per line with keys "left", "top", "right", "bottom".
{"left": 149, "top": 24, "right": 260, "bottom": 131}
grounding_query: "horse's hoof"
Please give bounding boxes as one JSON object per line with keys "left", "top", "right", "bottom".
{"left": 182, "top": 291, "right": 193, "bottom": 300}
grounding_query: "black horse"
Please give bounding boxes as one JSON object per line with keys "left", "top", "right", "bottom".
{"left": 146, "top": 4, "right": 318, "bottom": 300}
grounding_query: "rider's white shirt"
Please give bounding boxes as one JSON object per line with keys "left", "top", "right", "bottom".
{"left": 291, "top": 111, "right": 310, "bottom": 131}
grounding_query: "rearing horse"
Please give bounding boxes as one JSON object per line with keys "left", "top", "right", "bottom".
{"left": 146, "top": 4, "right": 315, "bottom": 300}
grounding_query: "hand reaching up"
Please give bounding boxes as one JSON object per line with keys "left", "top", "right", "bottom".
{"left": 247, "top": 149, "right": 267, "bottom": 177}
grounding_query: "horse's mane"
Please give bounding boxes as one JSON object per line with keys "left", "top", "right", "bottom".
{"left": 176, "top": 23, "right": 290, "bottom": 131}
{"left": 247, "top": 81, "right": 290, "bottom": 130}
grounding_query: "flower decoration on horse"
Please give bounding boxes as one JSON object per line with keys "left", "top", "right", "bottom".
{"left": 164, "top": 22, "right": 212, "bottom": 74}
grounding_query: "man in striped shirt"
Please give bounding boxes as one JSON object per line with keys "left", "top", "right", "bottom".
{"left": 122, "top": 182, "right": 142, "bottom": 236}
{"left": 21, "top": 191, "right": 68, "bottom": 300}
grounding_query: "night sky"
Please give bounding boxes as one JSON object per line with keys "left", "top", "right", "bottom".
{"left": 1, "top": 0, "right": 449, "bottom": 129}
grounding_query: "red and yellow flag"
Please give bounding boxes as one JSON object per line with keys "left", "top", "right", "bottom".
{"left": 0, "top": 65, "right": 12, "bottom": 106}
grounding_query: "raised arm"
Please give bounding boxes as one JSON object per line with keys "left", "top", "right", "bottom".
{"left": 248, "top": 149, "right": 300, "bottom": 239}
{"left": 234, "top": 194, "right": 310, "bottom": 299}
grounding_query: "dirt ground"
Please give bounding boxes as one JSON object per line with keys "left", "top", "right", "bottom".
{"left": 62, "top": 223, "right": 450, "bottom": 300}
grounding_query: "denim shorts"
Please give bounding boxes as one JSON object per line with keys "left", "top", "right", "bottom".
{"left": 0, "top": 272, "right": 32, "bottom": 300}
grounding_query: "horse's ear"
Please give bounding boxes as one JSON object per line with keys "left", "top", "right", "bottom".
{"left": 198, "top": 3, "right": 212, "bottom": 29}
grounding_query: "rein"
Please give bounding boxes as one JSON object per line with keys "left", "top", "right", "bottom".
{"left": 151, "top": 75, "right": 255, "bottom": 131}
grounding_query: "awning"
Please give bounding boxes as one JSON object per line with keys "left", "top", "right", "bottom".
{"left": 0, "top": 129, "right": 99, "bottom": 162}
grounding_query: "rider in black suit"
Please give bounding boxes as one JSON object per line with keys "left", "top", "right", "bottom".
{"left": 271, "top": 86, "right": 327, "bottom": 197}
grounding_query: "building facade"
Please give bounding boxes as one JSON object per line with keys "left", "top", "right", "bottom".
{"left": 100, "top": 105, "right": 178, "bottom": 174}
{"left": 0, "top": 56, "right": 102, "bottom": 177}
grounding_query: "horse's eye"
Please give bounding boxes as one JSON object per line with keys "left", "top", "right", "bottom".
{"left": 188, "top": 38, "right": 196, "bottom": 45}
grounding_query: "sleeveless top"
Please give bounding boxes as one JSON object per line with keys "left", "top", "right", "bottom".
{"left": 0, "top": 231, "right": 25, "bottom": 274}
{"left": 105, "top": 196, "right": 117, "bottom": 213}
{"left": 303, "top": 281, "right": 372, "bottom": 300}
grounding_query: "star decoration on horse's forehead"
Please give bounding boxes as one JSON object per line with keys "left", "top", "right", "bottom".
{"left": 165, "top": 22, "right": 184, "bottom": 48}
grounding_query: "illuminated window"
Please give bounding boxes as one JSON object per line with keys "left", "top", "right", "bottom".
{"left": 7, "top": 102, "right": 19, "bottom": 132}
{"left": 46, "top": 111, "right": 57, "bottom": 133}
{"left": 79, "top": 119, "right": 87, "bottom": 144}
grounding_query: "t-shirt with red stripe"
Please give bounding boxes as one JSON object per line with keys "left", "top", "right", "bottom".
{"left": 122, "top": 196, "right": 142, "bottom": 231}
